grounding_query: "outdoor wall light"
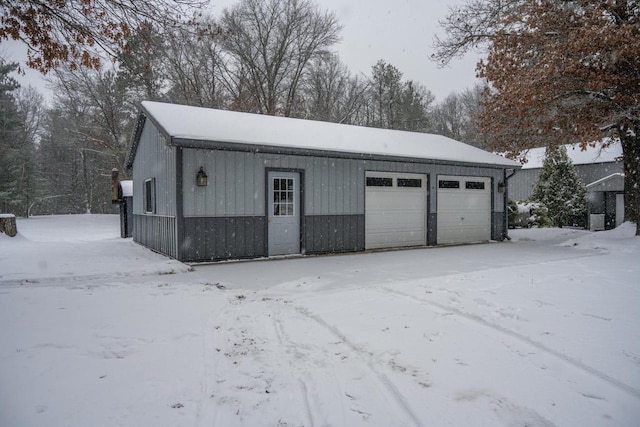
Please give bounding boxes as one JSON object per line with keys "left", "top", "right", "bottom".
{"left": 498, "top": 181, "right": 505, "bottom": 193}
{"left": 196, "top": 167, "right": 208, "bottom": 187}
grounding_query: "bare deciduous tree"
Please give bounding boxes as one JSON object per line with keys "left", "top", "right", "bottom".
{"left": 432, "top": 85, "right": 483, "bottom": 147}
{"left": 0, "top": 60, "right": 42, "bottom": 216}
{"left": 0, "top": 0, "right": 208, "bottom": 72}
{"left": 16, "top": 85, "right": 44, "bottom": 144}
{"left": 302, "top": 54, "right": 368, "bottom": 124}
{"left": 40, "top": 66, "right": 134, "bottom": 213}
{"left": 163, "top": 20, "right": 229, "bottom": 109}
{"left": 432, "top": 93, "right": 465, "bottom": 141}
{"left": 220, "top": 0, "right": 341, "bottom": 116}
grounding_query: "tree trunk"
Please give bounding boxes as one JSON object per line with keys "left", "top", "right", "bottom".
{"left": 0, "top": 214, "right": 17, "bottom": 237}
{"left": 620, "top": 125, "right": 640, "bottom": 236}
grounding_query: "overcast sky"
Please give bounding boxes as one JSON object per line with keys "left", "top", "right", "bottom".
{"left": 2, "top": 0, "right": 481, "bottom": 102}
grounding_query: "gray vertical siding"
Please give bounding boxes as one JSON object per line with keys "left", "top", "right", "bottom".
{"left": 132, "top": 122, "right": 177, "bottom": 216}
{"left": 182, "top": 150, "right": 367, "bottom": 217}
{"left": 509, "top": 169, "right": 540, "bottom": 201}
{"left": 509, "top": 161, "right": 624, "bottom": 201}
{"left": 131, "top": 120, "right": 178, "bottom": 257}
{"left": 182, "top": 149, "right": 506, "bottom": 217}
{"left": 175, "top": 147, "right": 508, "bottom": 261}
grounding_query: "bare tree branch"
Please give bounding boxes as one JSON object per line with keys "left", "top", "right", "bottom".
{"left": 0, "top": 0, "right": 208, "bottom": 72}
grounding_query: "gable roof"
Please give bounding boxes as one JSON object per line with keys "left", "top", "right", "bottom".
{"left": 520, "top": 140, "right": 622, "bottom": 170}
{"left": 129, "top": 101, "right": 519, "bottom": 168}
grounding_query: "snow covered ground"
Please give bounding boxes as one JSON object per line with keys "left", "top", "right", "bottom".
{"left": 0, "top": 215, "right": 638, "bottom": 427}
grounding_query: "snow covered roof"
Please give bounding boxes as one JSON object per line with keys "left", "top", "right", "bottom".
{"left": 119, "top": 180, "right": 133, "bottom": 197}
{"left": 137, "top": 101, "right": 519, "bottom": 168}
{"left": 520, "top": 140, "right": 622, "bottom": 169}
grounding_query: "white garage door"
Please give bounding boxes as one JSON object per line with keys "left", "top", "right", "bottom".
{"left": 365, "top": 172, "right": 427, "bottom": 249}
{"left": 437, "top": 175, "right": 491, "bottom": 245}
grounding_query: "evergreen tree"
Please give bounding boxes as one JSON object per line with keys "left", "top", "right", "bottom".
{"left": 530, "top": 146, "right": 587, "bottom": 227}
{"left": 368, "top": 60, "right": 434, "bottom": 132}
{"left": 0, "top": 60, "right": 42, "bottom": 216}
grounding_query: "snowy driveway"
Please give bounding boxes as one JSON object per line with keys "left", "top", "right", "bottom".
{"left": 1, "top": 216, "right": 639, "bottom": 426}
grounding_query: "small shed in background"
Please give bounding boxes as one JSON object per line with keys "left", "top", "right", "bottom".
{"left": 509, "top": 141, "right": 624, "bottom": 230}
{"left": 111, "top": 169, "right": 134, "bottom": 238}
{"left": 118, "top": 180, "right": 134, "bottom": 238}
{"left": 509, "top": 141, "right": 623, "bottom": 202}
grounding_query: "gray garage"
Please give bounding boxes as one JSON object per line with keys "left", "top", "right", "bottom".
{"left": 125, "top": 101, "right": 519, "bottom": 262}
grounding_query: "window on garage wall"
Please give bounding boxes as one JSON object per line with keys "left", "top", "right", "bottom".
{"left": 144, "top": 178, "right": 156, "bottom": 214}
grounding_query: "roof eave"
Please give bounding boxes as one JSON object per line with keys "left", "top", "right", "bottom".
{"left": 124, "top": 112, "right": 146, "bottom": 170}
{"left": 172, "top": 137, "right": 521, "bottom": 170}
{"left": 125, "top": 103, "right": 174, "bottom": 170}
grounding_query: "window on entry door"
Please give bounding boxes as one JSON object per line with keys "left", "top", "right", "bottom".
{"left": 273, "top": 177, "right": 294, "bottom": 216}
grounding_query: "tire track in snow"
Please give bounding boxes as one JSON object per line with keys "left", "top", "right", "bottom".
{"left": 197, "top": 296, "right": 251, "bottom": 427}
{"left": 196, "top": 314, "right": 218, "bottom": 427}
{"left": 273, "top": 308, "right": 349, "bottom": 426}
{"left": 292, "top": 305, "right": 424, "bottom": 427}
{"left": 196, "top": 301, "right": 235, "bottom": 427}
{"left": 298, "top": 379, "right": 315, "bottom": 427}
{"left": 273, "top": 310, "right": 318, "bottom": 426}
{"left": 378, "top": 286, "right": 640, "bottom": 402}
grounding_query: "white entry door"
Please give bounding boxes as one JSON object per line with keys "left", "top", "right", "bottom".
{"left": 437, "top": 175, "right": 491, "bottom": 244}
{"left": 365, "top": 171, "right": 427, "bottom": 249}
{"left": 268, "top": 171, "right": 301, "bottom": 256}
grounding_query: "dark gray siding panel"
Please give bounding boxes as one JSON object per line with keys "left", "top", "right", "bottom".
{"left": 589, "top": 192, "right": 606, "bottom": 214}
{"left": 133, "top": 215, "right": 177, "bottom": 258}
{"left": 576, "top": 162, "right": 624, "bottom": 186}
{"left": 427, "top": 213, "right": 437, "bottom": 246}
{"left": 492, "top": 212, "right": 505, "bottom": 241}
{"left": 181, "top": 216, "right": 266, "bottom": 262}
{"left": 604, "top": 192, "right": 617, "bottom": 230}
{"left": 304, "top": 214, "right": 364, "bottom": 254}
